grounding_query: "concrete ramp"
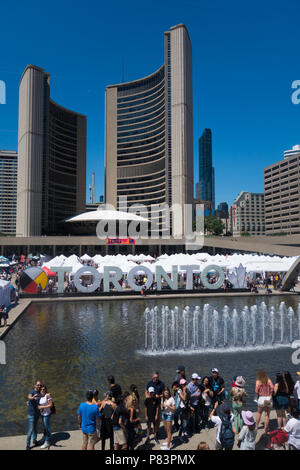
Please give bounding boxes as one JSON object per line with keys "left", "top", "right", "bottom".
{"left": 281, "top": 256, "right": 300, "bottom": 291}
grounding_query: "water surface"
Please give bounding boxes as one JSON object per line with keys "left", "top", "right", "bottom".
{"left": 0, "top": 295, "right": 299, "bottom": 437}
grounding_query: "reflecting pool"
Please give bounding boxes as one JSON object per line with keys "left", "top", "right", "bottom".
{"left": 0, "top": 295, "right": 299, "bottom": 437}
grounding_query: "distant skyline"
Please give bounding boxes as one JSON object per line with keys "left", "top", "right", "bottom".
{"left": 0, "top": 0, "right": 300, "bottom": 208}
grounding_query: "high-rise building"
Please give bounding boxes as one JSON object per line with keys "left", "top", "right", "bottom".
{"left": 195, "top": 128, "right": 215, "bottom": 210}
{"left": 264, "top": 145, "right": 300, "bottom": 234}
{"left": 0, "top": 150, "right": 18, "bottom": 235}
{"left": 230, "top": 191, "right": 265, "bottom": 236}
{"left": 105, "top": 24, "right": 193, "bottom": 237}
{"left": 216, "top": 202, "right": 229, "bottom": 218}
{"left": 16, "top": 65, "right": 86, "bottom": 236}
{"left": 283, "top": 144, "right": 300, "bottom": 159}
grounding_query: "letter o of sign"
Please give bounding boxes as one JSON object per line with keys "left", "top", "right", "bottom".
{"left": 200, "top": 265, "right": 225, "bottom": 290}
{"left": 74, "top": 266, "right": 101, "bottom": 293}
{"left": 127, "top": 266, "right": 154, "bottom": 291}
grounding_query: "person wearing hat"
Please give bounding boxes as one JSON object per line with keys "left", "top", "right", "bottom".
{"left": 237, "top": 411, "right": 257, "bottom": 450}
{"left": 146, "top": 372, "right": 165, "bottom": 443}
{"left": 209, "top": 368, "right": 225, "bottom": 409}
{"left": 230, "top": 376, "right": 248, "bottom": 433}
{"left": 293, "top": 372, "right": 300, "bottom": 411}
{"left": 144, "top": 387, "right": 160, "bottom": 445}
{"left": 187, "top": 373, "right": 202, "bottom": 434}
{"left": 174, "top": 365, "right": 186, "bottom": 383}
{"left": 177, "top": 379, "right": 191, "bottom": 440}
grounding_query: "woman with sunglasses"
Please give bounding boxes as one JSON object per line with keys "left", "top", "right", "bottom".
{"left": 38, "top": 385, "right": 53, "bottom": 449}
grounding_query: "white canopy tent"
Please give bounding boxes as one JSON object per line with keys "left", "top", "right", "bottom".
{"left": 0, "top": 279, "right": 11, "bottom": 307}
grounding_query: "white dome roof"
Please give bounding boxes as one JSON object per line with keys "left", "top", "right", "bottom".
{"left": 65, "top": 209, "right": 148, "bottom": 223}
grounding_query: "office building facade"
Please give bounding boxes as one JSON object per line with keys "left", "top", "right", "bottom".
{"left": 0, "top": 150, "right": 18, "bottom": 235}
{"left": 16, "top": 65, "right": 86, "bottom": 236}
{"left": 216, "top": 202, "right": 228, "bottom": 218}
{"left": 264, "top": 146, "right": 300, "bottom": 234}
{"left": 230, "top": 191, "right": 265, "bottom": 236}
{"left": 196, "top": 128, "right": 215, "bottom": 210}
{"left": 105, "top": 24, "right": 193, "bottom": 237}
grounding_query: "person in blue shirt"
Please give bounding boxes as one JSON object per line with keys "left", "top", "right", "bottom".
{"left": 77, "top": 390, "right": 101, "bottom": 450}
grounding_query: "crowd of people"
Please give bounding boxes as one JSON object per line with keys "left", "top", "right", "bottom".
{"left": 26, "top": 367, "right": 300, "bottom": 451}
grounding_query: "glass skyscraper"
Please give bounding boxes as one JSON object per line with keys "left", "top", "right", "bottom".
{"left": 196, "top": 128, "right": 215, "bottom": 210}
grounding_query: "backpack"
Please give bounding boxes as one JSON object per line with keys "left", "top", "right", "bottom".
{"left": 103, "top": 403, "right": 114, "bottom": 419}
{"left": 112, "top": 406, "right": 120, "bottom": 427}
{"left": 220, "top": 416, "right": 235, "bottom": 449}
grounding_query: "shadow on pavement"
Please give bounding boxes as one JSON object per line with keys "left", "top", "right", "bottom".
{"left": 50, "top": 432, "right": 71, "bottom": 448}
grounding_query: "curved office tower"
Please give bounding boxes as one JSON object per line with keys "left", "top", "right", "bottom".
{"left": 105, "top": 24, "right": 193, "bottom": 237}
{"left": 17, "top": 65, "right": 86, "bottom": 236}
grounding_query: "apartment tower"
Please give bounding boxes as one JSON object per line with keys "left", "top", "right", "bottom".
{"left": 0, "top": 150, "right": 18, "bottom": 235}
{"left": 264, "top": 145, "right": 300, "bottom": 234}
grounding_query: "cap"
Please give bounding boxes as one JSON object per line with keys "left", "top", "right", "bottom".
{"left": 191, "top": 373, "right": 201, "bottom": 380}
{"left": 179, "top": 378, "right": 187, "bottom": 385}
{"left": 148, "top": 387, "right": 155, "bottom": 393}
{"left": 297, "top": 372, "right": 300, "bottom": 376}
{"left": 211, "top": 368, "right": 219, "bottom": 373}
{"left": 176, "top": 365, "right": 185, "bottom": 372}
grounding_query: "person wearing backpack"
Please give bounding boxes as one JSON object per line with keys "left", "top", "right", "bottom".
{"left": 209, "top": 403, "right": 236, "bottom": 450}
{"left": 99, "top": 391, "right": 116, "bottom": 450}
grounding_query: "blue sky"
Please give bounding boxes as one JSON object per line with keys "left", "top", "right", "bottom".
{"left": 0, "top": 0, "right": 300, "bottom": 207}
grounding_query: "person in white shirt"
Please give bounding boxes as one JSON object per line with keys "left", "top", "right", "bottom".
{"left": 160, "top": 387, "right": 176, "bottom": 451}
{"left": 201, "top": 376, "right": 214, "bottom": 429}
{"left": 284, "top": 408, "right": 300, "bottom": 450}
{"left": 294, "top": 372, "right": 300, "bottom": 411}
{"left": 209, "top": 403, "right": 236, "bottom": 450}
{"left": 38, "top": 385, "right": 53, "bottom": 449}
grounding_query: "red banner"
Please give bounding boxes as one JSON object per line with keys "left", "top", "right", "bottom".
{"left": 106, "top": 238, "right": 135, "bottom": 245}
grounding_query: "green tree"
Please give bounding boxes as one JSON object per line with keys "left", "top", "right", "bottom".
{"left": 204, "top": 215, "right": 224, "bottom": 236}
